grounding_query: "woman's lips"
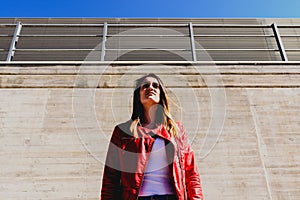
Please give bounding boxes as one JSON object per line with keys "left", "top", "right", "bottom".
{"left": 146, "top": 91, "right": 156, "bottom": 96}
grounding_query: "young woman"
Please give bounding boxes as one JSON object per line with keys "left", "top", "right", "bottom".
{"left": 101, "top": 74, "right": 204, "bottom": 200}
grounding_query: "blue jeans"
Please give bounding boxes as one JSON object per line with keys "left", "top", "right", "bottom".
{"left": 138, "top": 194, "right": 177, "bottom": 200}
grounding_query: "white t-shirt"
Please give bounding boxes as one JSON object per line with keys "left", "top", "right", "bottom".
{"left": 138, "top": 137, "right": 175, "bottom": 196}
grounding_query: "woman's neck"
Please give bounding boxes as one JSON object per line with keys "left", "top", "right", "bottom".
{"left": 143, "top": 105, "right": 158, "bottom": 128}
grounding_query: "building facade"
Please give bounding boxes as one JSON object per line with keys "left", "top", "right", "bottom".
{"left": 1, "top": 18, "right": 300, "bottom": 199}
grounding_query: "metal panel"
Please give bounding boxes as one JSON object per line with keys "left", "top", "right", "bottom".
{"left": 17, "top": 36, "right": 102, "bottom": 49}
{"left": 106, "top": 36, "right": 190, "bottom": 49}
{"left": 285, "top": 51, "right": 300, "bottom": 61}
{"left": 107, "top": 26, "right": 189, "bottom": 35}
{"left": 194, "top": 37, "right": 276, "bottom": 49}
{"left": 105, "top": 49, "right": 192, "bottom": 61}
{"left": 277, "top": 27, "right": 300, "bottom": 35}
{"left": 0, "top": 50, "right": 8, "bottom": 61}
{"left": 280, "top": 37, "right": 300, "bottom": 49}
{"left": 0, "top": 25, "right": 16, "bottom": 35}
{"left": 13, "top": 50, "right": 101, "bottom": 61}
{"left": 193, "top": 27, "right": 272, "bottom": 35}
{"left": 21, "top": 26, "right": 103, "bottom": 35}
{"left": 0, "top": 36, "right": 13, "bottom": 49}
{"left": 197, "top": 50, "right": 282, "bottom": 61}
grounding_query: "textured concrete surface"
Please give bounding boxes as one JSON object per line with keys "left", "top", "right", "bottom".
{"left": 0, "top": 63, "right": 300, "bottom": 199}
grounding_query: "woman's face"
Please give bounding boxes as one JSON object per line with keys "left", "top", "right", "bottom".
{"left": 139, "top": 77, "right": 161, "bottom": 107}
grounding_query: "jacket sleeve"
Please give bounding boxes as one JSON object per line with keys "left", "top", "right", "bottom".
{"left": 178, "top": 123, "right": 204, "bottom": 200}
{"left": 100, "top": 126, "right": 122, "bottom": 200}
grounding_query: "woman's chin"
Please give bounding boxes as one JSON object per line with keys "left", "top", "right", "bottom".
{"left": 141, "top": 98, "right": 159, "bottom": 106}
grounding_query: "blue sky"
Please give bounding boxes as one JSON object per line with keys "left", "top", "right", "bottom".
{"left": 1, "top": 0, "right": 300, "bottom": 18}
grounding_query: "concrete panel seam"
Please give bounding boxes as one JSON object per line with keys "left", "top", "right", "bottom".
{"left": 247, "top": 90, "right": 273, "bottom": 200}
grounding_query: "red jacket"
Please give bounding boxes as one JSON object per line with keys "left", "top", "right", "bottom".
{"left": 100, "top": 121, "right": 204, "bottom": 200}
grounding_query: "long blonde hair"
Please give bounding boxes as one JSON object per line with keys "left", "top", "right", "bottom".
{"left": 130, "top": 73, "right": 178, "bottom": 138}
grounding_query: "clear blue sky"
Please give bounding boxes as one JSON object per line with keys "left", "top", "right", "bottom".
{"left": 1, "top": 0, "right": 300, "bottom": 18}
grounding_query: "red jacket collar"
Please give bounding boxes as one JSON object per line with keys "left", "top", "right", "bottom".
{"left": 137, "top": 124, "right": 172, "bottom": 141}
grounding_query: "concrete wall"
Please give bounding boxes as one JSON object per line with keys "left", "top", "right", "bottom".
{"left": 0, "top": 63, "right": 300, "bottom": 199}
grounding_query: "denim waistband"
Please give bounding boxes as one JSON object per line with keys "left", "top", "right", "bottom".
{"left": 138, "top": 194, "right": 177, "bottom": 200}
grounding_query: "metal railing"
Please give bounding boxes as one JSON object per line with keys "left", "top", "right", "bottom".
{"left": 1, "top": 21, "right": 300, "bottom": 62}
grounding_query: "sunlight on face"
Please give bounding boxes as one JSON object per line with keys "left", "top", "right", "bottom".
{"left": 139, "top": 77, "right": 160, "bottom": 108}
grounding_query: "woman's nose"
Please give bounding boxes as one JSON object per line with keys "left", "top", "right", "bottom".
{"left": 148, "top": 84, "right": 155, "bottom": 89}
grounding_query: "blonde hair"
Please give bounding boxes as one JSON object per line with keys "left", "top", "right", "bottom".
{"left": 130, "top": 74, "right": 178, "bottom": 138}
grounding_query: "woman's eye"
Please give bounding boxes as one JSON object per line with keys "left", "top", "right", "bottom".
{"left": 141, "top": 82, "right": 159, "bottom": 89}
{"left": 142, "top": 83, "right": 150, "bottom": 89}
{"left": 152, "top": 83, "right": 159, "bottom": 89}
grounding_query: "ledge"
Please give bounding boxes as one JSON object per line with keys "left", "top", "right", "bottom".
{"left": 1, "top": 61, "right": 300, "bottom": 66}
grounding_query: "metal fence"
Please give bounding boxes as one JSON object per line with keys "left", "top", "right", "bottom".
{"left": 1, "top": 21, "right": 300, "bottom": 62}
